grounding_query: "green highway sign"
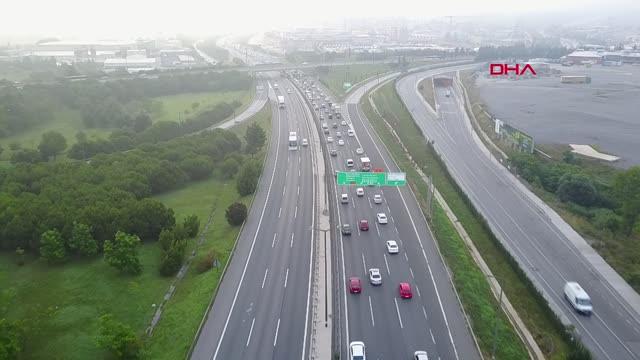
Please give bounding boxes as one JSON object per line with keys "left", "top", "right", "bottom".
{"left": 336, "top": 171, "right": 406, "bottom": 186}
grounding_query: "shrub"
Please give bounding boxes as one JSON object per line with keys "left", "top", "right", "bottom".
{"left": 226, "top": 202, "right": 247, "bottom": 226}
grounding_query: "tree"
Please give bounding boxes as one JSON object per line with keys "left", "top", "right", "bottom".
{"left": 159, "top": 239, "right": 186, "bottom": 276}
{"left": 219, "top": 156, "right": 240, "bottom": 179}
{"left": 183, "top": 215, "right": 200, "bottom": 238}
{"left": 236, "top": 160, "right": 261, "bottom": 196}
{"left": 613, "top": 166, "right": 640, "bottom": 232}
{"left": 96, "top": 314, "right": 141, "bottom": 359}
{"left": 68, "top": 222, "right": 98, "bottom": 257}
{"left": 556, "top": 173, "right": 598, "bottom": 207}
{"left": 38, "top": 131, "right": 67, "bottom": 160}
{"left": 133, "top": 113, "right": 152, "bottom": 133}
{"left": 245, "top": 123, "right": 266, "bottom": 154}
{"left": 10, "top": 148, "right": 42, "bottom": 164}
{"left": 103, "top": 231, "right": 142, "bottom": 275}
{"left": 39, "top": 229, "right": 67, "bottom": 264}
{"left": 0, "top": 144, "right": 3, "bottom": 157}
{"left": 179, "top": 156, "right": 213, "bottom": 180}
{"left": 226, "top": 202, "right": 247, "bottom": 226}
{"left": 0, "top": 318, "right": 24, "bottom": 359}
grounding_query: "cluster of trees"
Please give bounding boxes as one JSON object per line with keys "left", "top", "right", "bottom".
{"left": 0, "top": 128, "right": 245, "bottom": 254}
{"left": 475, "top": 45, "right": 571, "bottom": 61}
{"left": 158, "top": 215, "right": 200, "bottom": 277}
{"left": 511, "top": 153, "right": 640, "bottom": 236}
{"left": 0, "top": 70, "right": 251, "bottom": 138}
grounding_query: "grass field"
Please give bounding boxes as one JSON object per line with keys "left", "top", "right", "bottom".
{"left": 363, "top": 82, "right": 570, "bottom": 359}
{"left": 144, "top": 104, "right": 271, "bottom": 359}
{"left": 0, "top": 104, "right": 271, "bottom": 359}
{"left": 0, "top": 89, "right": 253, "bottom": 161}
{"left": 418, "top": 77, "right": 436, "bottom": 110}
{"left": 152, "top": 90, "right": 252, "bottom": 123}
{"left": 317, "top": 63, "right": 393, "bottom": 99}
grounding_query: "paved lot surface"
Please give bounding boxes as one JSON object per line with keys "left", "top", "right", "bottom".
{"left": 476, "top": 64, "right": 640, "bottom": 167}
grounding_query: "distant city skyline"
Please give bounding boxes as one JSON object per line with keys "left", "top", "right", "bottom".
{"left": 2, "top": 0, "right": 639, "bottom": 43}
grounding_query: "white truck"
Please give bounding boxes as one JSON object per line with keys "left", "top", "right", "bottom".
{"left": 278, "top": 95, "right": 285, "bottom": 109}
{"left": 360, "top": 157, "right": 371, "bottom": 172}
{"left": 288, "top": 131, "right": 298, "bottom": 150}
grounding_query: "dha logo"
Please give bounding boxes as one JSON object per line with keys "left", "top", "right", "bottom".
{"left": 489, "top": 64, "right": 537, "bottom": 76}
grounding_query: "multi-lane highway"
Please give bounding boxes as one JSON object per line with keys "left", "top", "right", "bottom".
{"left": 300, "top": 73, "right": 481, "bottom": 359}
{"left": 190, "top": 77, "right": 317, "bottom": 359}
{"left": 397, "top": 69, "right": 640, "bottom": 359}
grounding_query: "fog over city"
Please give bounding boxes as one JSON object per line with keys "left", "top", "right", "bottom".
{"left": 2, "top": 0, "right": 639, "bottom": 40}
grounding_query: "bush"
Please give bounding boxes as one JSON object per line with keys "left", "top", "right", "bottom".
{"left": 592, "top": 209, "right": 623, "bottom": 233}
{"left": 195, "top": 251, "right": 218, "bottom": 274}
{"left": 39, "top": 229, "right": 67, "bottom": 264}
{"left": 236, "top": 160, "right": 261, "bottom": 196}
{"left": 226, "top": 202, "right": 247, "bottom": 226}
{"left": 183, "top": 215, "right": 200, "bottom": 238}
{"left": 557, "top": 173, "right": 598, "bottom": 207}
{"left": 96, "top": 314, "right": 142, "bottom": 359}
{"left": 103, "top": 231, "right": 142, "bottom": 275}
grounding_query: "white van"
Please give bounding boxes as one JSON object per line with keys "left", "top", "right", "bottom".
{"left": 341, "top": 193, "right": 349, "bottom": 204}
{"left": 346, "top": 159, "right": 354, "bottom": 167}
{"left": 564, "top": 282, "right": 592, "bottom": 315}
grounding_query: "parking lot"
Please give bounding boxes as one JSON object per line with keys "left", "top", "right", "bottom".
{"left": 476, "top": 64, "right": 640, "bottom": 167}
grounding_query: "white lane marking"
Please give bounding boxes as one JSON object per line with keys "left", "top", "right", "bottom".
{"left": 285, "top": 168, "right": 288, "bottom": 178}
{"left": 394, "top": 298, "right": 404, "bottom": 329}
{"left": 294, "top": 205, "right": 298, "bottom": 218}
{"left": 422, "top": 306, "right": 428, "bottom": 321}
{"left": 272, "top": 233, "right": 277, "bottom": 248}
{"left": 282, "top": 187, "right": 285, "bottom": 197}
{"left": 290, "top": 233, "right": 294, "bottom": 248}
{"left": 362, "top": 253, "right": 367, "bottom": 274}
{"left": 274, "top": 318, "right": 281, "bottom": 347}
{"left": 352, "top": 200, "right": 356, "bottom": 209}
{"left": 383, "top": 253, "right": 391, "bottom": 275}
{"left": 278, "top": 207, "right": 282, "bottom": 218}
{"left": 391, "top": 215, "right": 395, "bottom": 224}
{"left": 368, "top": 198, "right": 373, "bottom": 208}
{"left": 298, "top": 168, "right": 301, "bottom": 177}
{"left": 375, "top": 223, "right": 380, "bottom": 237}
{"left": 430, "top": 328, "right": 436, "bottom": 344}
{"left": 416, "top": 284, "right": 422, "bottom": 298}
{"left": 246, "top": 317, "right": 255, "bottom": 347}
{"left": 369, "top": 296, "right": 375, "bottom": 327}
{"left": 404, "top": 253, "right": 409, "bottom": 262}
{"left": 262, "top": 268, "right": 269, "bottom": 289}
{"left": 284, "top": 268, "right": 289, "bottom": 288}
{"left": 297, "top": 185, "right": 300, "bottom": 196}
{"left": 211, "top": 81, "right": 282, "bottom": 360}
{"left": 410, "top": 267, "right": 415, "bottom": 279}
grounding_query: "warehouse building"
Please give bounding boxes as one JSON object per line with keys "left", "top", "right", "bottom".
{"left": 103, "top": 57, "right": 157, "bottom": 73}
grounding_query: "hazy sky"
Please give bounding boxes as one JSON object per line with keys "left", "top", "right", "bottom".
{"left": 1, "top": 0, "right": 638, "bottom": 41}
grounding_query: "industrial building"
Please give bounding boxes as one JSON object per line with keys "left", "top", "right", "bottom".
{"left": 565, "top": 50, "right": 640, "bottom": 65}
{"left": 103, "top": 57, "right": 158, "bottom": 73}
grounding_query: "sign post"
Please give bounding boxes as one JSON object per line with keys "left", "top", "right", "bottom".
{"left": 336, "top": 172, "right": 406, "bottom": 186}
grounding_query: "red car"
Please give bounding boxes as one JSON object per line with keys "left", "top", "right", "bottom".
{"left": 399, "top": 282, "right": 413, "bottom": 299}
{"left": 349, "top": 277, "right": 362, "bottom": 294}
{"left": 359, "top": 219, "right": 369, "bottom": 231}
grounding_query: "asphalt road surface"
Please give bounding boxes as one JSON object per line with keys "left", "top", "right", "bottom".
{"left": 190, "top": 78, "right": 316, "bottom": 360}
{"left": 397, "top": 68, "right": 640, "bottom": 360}
{"left": 302, "top": 68, "right": 481, "bottom": 359}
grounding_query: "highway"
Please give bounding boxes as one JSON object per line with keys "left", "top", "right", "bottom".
{"left": 190, "top": 77, "right": 317, "bottom": 359}
{"left": 397, "top": 69, "right": 640, "bottom": 359}
{"left": 299, "top": 68, "right": 481, "bottom": 359}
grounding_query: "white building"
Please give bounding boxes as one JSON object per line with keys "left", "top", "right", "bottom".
{"left": 103, "top": 57, "right": 157, "bottom": 73}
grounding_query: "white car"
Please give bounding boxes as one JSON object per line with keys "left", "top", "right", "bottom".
{"left": 355, "top": 147, "right": 364, "bottom": 155}
{"left": 346, "top": 159, "right": 354, "bottom": 167}
{"left": 373, "top": 194, "right": 382, "bottom": 204}
{"left": 338, "top": 139, "right": 345, "bottom": 146}
{"left": 356, "top": 187, "right": 364, "bottom": 197}
{"left": 347, "top": 129, "right": 355, "bottom": 137}
{"left": 287, "top": 88, "right": 292, "bottom": 93}
{"left": 341, "top": 193, "right": 349, "bottom": 204}
{"left": 336, "top": 131, "right": 342, "bottom": 138}
{"left": 386, "top": 240, "right": 399, "bottom": 254}
{"left": 302, "top": 138, "right": 309, "bottom": 146}
{"left": 368, "top": 268, "right": 382, "bottom": 285}
{"left": 376, "top": 213, "right": 388, "bottom": 224}
{"left": 414, "top": 351, "right": 428, "bottom": 360}
{"left": 327, "top": 136, "right": 334, "bottom": 143}
{"left": 350, "top": 341, "right": 366, "bottom": 360}
{"left": 341, "top": 120, "right": 348, "bottom": 126}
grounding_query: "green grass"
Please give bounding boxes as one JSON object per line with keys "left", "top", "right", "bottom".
{"left": 0, "top": 245, "right": 172, "bottom": 360}
{"left": 316, "top": 63, "right": 393, "bottom": 100}
{"left": 143, "top": 104, "right": 271, "bottom": 359}
{"left": 152, "top": 90, "right": 252, "bottom": 123}
{"left": 0, "top": 107, "right": 111, "bottom": 160}
{"left": 363, "top": 82, "right": 570, "bottom": 359}
{"left": 418, "top": 77, "right": 436, "bottom": 110}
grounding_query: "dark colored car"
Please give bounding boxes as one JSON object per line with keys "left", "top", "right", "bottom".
{"left": 359, "top": 219, "right": 369, "bottom": 231}
{"left": 349, "top": 277, "right": 362, "bottom": 294}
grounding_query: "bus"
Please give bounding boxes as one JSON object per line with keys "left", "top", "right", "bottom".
{"left": 288, "top": 132, "right": 298, "bottom": 150}
{"left": 278, "top": 95, "right": 285, "bottom": 109}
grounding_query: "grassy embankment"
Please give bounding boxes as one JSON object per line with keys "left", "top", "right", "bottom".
{"left": 417, "top": 77, "right": 436, "bottom": 110}
{"left": 144, "top": 104, "right": 271, "bottom": 359}
{"left": 0, "top": 104, "right": 271, "bottom": 359}
{"left": 362, "top": 81, "right": 571, "bottom": 359}
{"left": 316, "top": 63, "right": 393, "bottom": 100}
{"left": 460, "top": 70, "right": 640, "bottom": 292}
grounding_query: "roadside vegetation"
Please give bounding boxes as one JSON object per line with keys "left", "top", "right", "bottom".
{"left": 314, "top": 63, "right": 393, "bottom": 99}
{"left": 0, "top": 70, "right": 269, "bottom": 358}
{"left": 417, "top": 77, "right": 436, "bottom": 110}
{"left": 362, "top": 81, "right": 578, "bottom": 359}
{"left": 460, "top": 70, "right": 640, "bottom": 293}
